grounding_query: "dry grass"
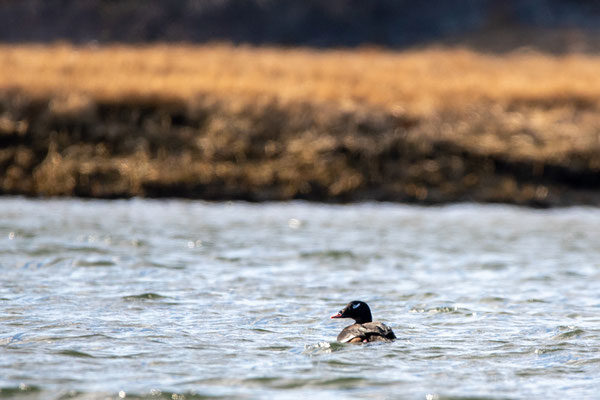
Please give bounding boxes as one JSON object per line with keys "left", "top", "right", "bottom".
{"left": 2, "top": 43, "right": 600, "bottom": 112}
{"left": 1, "top": 43, "right": 600, "bottom": 205}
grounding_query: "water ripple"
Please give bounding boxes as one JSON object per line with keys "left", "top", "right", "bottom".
{"left": 1, "top": 199, "right": 600, "bottom": 399}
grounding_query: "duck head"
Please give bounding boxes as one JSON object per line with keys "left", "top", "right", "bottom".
{"left": 330, "top": 300, "right": 373, "bottom": 324}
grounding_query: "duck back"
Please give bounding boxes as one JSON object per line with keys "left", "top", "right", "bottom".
{"left": 337, "top": 322, "right": 396, "bottom": 343}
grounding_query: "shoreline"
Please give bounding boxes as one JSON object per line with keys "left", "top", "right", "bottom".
{"left": 1, "top": 45, "right": 599, "bottom": 207}
{"left": 2, "top": 91, "right": 599, "bottom": 207}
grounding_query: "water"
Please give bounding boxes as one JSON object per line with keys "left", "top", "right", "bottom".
{"left": 1, "top": 198, "right": 600, "bottom": 400}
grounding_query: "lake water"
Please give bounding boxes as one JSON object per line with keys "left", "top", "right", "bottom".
{"left": 1, "top": 198, "right": 600, "bottom": 399}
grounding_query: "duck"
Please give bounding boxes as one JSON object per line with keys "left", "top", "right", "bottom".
{"left": 330, "top": 300, "right": 396, "bottom": 343}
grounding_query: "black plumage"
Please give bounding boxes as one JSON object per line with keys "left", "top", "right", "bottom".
{"left": 331, "top": 301, "right": 396, "bottom": 343}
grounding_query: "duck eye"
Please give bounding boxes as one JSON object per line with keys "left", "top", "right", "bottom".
{"left": 352, "top": 303, "right": 360, "bottom": 309}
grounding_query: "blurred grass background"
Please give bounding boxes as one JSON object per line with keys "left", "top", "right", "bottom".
{"left": 1, "top": 1, "right": 599, "bottom": 205}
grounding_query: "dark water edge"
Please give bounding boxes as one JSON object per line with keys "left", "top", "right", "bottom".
{"left": 1, "top": 91, "right": 600, "bottom": 207}
{"left": 0, "top": 386, "right": 505, "bottom": 400}
{"left": 0, "top": 386, "right": 233, "bottom": 400}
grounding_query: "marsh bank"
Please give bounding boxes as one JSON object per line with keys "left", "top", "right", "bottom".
{"left": 1, "top": 45, "right": 599, "bottom": 206}
{"left": 2, "top": 91, "right": 599, "bottom": 206}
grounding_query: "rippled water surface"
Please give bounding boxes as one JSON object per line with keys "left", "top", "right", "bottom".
{"left": 2, "top": 198, "right": 600, "bottom": 399}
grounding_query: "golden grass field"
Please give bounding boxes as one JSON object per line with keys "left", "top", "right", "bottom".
{"left": 2, "top": 43, "right": 600, "bottom": 110}
{"left": 1, "top": 44, "right": 600, "bottom": 204}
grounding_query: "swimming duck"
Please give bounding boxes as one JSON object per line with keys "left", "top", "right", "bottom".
{"left": 331, "top": 300, "right": 396, "bottom": 343}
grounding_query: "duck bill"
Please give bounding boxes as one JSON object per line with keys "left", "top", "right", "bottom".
{"left": 330, "top": 312, "right": 343, "bottom": 319}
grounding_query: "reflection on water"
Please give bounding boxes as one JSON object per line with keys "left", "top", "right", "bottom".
{"left": 1, "top": 198, "right": 600, "bottom": 399}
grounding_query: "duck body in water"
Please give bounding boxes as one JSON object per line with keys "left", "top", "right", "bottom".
{"left": 331, "top": 300, "right": 396, "bottom": 343}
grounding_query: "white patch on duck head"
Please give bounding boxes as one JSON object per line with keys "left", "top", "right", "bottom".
{"left": 352, "top": 303, "right": 360, "bottom": 309}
